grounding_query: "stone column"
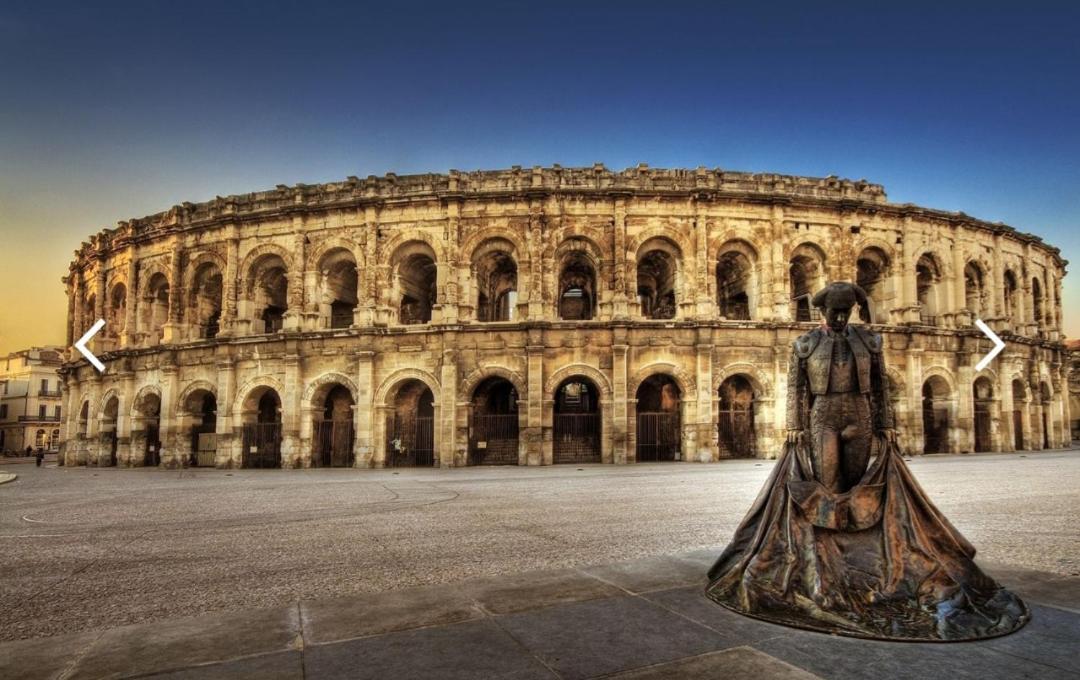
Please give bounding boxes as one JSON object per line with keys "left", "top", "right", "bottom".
{"left": 695, "top": 328, "right": 715, "bottom": 462}
{"left": 771, "top": 207, "right": 788, "bottom": 320}
{"left": 527, "top": 200, "right": 546, "bottom": 321}
{"left": 694, "top": 202, "right": 712, "bottom": 319}
{"left": 164, "top": 244, "right": 183, "bottom": 343}
{"left": 353, "top": 351, "right": 375, "bottom": 467}
{"left": 956, "top": 352, "right": 974, "bottom": 453}
{"left": 991, "top": 233, "right": 1005, "bottom": 330}
{"left": 72, "top": 274, "right": 85, "bottom": 343}
{"left": 951, "top": 235, "right": 966, "bottom": 328}
{"left": 215, "top": 358, "right": 236, "bottom": 468}
{"left": 282, "top": 352, "right": 302, "bottom": 466}
{"left": 121, "top": 258, "right": 137, "bottom": 347}
{"left": 61, "top": 373, "right": 79, "bottom": 466}
{"left": 160, "top": 362, "right": 180, "bottom": 467}
{"left": 439, "top": 346, "right": 459, "bottom": 467}
{"left": 94, "top": 264, "right": 107, "bottom": 354}
{"left": 611, "top": 327, "right": 629, "bottom": 464}
{"left": 65, "top": 278, "right": 75, "bottom": 347}
{"left": 359, "top": 206, "right": 380, "bottom": 327}
{"left": 525, "top": 328, "right": 545, "bottom": 466}
{"left": 219, "top": 235, "right": 240, "bottom": 337}
{"left": 611, "top": 198, "right": 629, "bottom": 320}
{"left": 85, "top": 374, "right": 102, "bottom": 465}
{"left": 117, "top": 369, "right": 135, "bottom": 466}
{"left": 284, "top": 228, "right": 305, "bottom": 332}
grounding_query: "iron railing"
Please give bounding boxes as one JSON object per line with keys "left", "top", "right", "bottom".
{"left": 19, "top": 415, "right": 61, "bottom": 422}
{"left": 386, "top": 415, "right": 435, "bottom": 466}
{"left": 313, "top": 419, "right": 355, "bottom": 467}
{"left": 471, "top": 414, "right": 519, "bottom": 465}
{"left": 636, "top": 412, "right": 680, "bottom": 462}
{"left": 553, "top": 413, "right": 601, "bottom": 463}
{"left": 242, "top": 422, "right": 282, "bottom": 468}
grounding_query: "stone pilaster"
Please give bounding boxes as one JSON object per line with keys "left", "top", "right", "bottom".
{"left": 353, "top": 351, "right": 375, "bottom": 466}
{"left": 611, "top": 326, "right": 628, "bottom": 464}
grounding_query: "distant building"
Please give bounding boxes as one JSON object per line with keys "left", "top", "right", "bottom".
{"left": 0, "top": 347, "right": 65, "bottom": 453}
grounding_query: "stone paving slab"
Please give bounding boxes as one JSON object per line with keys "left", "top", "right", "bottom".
{"left": 2, "top": 551, "right": 1079, "bottom": 679}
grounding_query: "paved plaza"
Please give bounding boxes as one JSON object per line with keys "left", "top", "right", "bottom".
{"left": 3, "top": 449, "right": 1078, "bottom": 642}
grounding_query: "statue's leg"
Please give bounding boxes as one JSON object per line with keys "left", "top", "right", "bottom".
{"left": 839, "top": 394, "right": 872, "bottom": 490}
{"left": 810, "top": 395, "right": 841, "bottom": 492}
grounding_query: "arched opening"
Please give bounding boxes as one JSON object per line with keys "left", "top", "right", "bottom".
{"left": 319, "top": 249, "right": 359, "bottom": 330}
{"left": 78, "top": 401, "right": 89, "bottom": 438}
{"left": 134, "top": 392, "right": 162, "bottom": 466}
{"left": 635, "top": 374, "right": 681, "bottom": 462}
{"left": 718, "top": 375, "right": 756, "bottom": 458}
{"left": 916, "top": 254, "right": 944, "bottom": 326}
{"left": 313, "top": 384, "right": 355, "bottom": 467}
{"left": 392, "top": 245, "right": 437, "bottom": 325}
{"left": 469, "top": 377, "right": 519, "bottom": 465}
{"left": 191, "top": 262, "right": 223, "bottom": 339}
{"left": 964, "top": 261, "right": 987, "bottom": 321}
{"left": 83, "top": 293, "right": 97, "bottom": 336}
{"left": 140, "top": 273, "right": 170, "bottom": 345}
{"left": 1040, "top": 382, "right": 1053, "bottom": 449}
{"left": 636, "top": 243, "right": 678, "bottom": 320}
{"left": 1003, "top": 270, "right": 1019, "bottom": 328}
{"left": 1070, "top": 393, "right": 1080, "bottom": 444}
{"left": 34, "top": 429, "right": 46, "bottom": 449}
{"left": 241, "top": 388, "right": 282, "bottom": 468}
{"left": 716, "top": 248, "right": 753, "bottom": 320}
{"left": 184, "top": 390, "right": 217, "bottom": 467}
{"left": 101, "top": 395, "right": 119, "bottom": 466}
{"left": 1032, "top": 277, "right": 1044, "bottom": 328}
{"left": 473, "top": 246, "right": 518, "bottom": 322}
{"left": 558, "top": 252, "right": 597, "bottom": 321}
{"left": 51, "top": 429, "right": 60, "bottom": 451}
{"left": 922, "top": 376, "right": 951, "bottom": 453}
{"left": 247, "top": 255, "right": 288, "bottom": 334}
{"left": 973, "top": 377, "right": 993, "bottom": 452}
{"left": 1011, "top": 379, "right": 1026, "bottom": 451}
{"left": 553, "top": 377, "right": 601, "bottom": 463}
{"left": 789, "top": 244, "right": 825, "bottom": 322}
{"left": 386, "top": 380, "right": 435, "bottom": 466}
{"left": 855, "top": 247, "right": 892, "bottom": 324}
{"left": 107, "top": 283, "right": 127, "bottom": 341}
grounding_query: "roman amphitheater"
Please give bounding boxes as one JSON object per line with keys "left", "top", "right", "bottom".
{"left": 58, "top": 165, "right": 1072, "bottom": 469}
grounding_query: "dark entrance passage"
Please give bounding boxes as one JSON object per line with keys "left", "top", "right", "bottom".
{"left": 242, "top": 389, "right": 282, "bottom": 469}
{"left": 187, "top": 391, "right": 217, "bottom": 467}
{"left": 138, "top": 392, "right": 162, "bottom": 467}
{"left": 717, "top": 375, "right": 755, "bottom": 457}
{"left": 553, "top": 378, "right": 601, "bottom": 463}
{"left": 101, "top": 396, "right": 119, "bottom": 466}
{"left": 386, "top": 380, "right": 435, "bottom": 466}
{"left": 922, "top": 377, "right": 951, "bottom": 454}
{"left": 313, "top": 384, "right": 355, "bottom": 467}
{"left": 1012, "top": 379, "right": 1026, "bottom": 451}
{"left": 470, "top": 377, "right": 519, "bottom": 465}
{"left": 973, "top": 377, "right": 993, "bottom": 453}
{"left": 635, "top": 374, "right": 680, "bottom": 462}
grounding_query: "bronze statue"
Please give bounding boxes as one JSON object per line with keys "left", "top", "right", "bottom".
{"left": 706, "top": 282, "right": 1029, "bottom": 641}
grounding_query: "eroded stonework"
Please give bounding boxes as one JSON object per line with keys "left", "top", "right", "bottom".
{"left": 58, "top": 165, "right": 1072, "bottom": 469}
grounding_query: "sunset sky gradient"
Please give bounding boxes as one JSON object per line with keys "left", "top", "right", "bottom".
{"left": 1, "top": 1, "right": 1077, "bottom": 353}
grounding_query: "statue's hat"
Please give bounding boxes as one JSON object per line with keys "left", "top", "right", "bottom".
{"left": 811, "top": 281, "right": 867, "bottom": 311}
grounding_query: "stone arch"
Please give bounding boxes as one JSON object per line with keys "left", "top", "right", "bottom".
{"left": 233, "top": 375, "right": 287, "bottom": 418}
{"left": 461, "top": 228, "right": 527, "bottom": 264}
{"left": 628, "top": 227, "right": 689, "bottom": 262}
{"left": 374, "top": 368, "right": 442, "bottom": 406}
{"left": 379, "top": 229, "right": 446, "bottom": 264}
{"left": 302, "top": 371, "right": 360, "bottom": 407}
{"left": 553, "top": 234, "right": 604, "bottom": 267}
{"left": 459, "top": 365, "right": 527, "bottom": 401}
{"left": 712, "top": 362, "right": 773, "bottom": 400}
{"left": 885, "top": 366, "right": 906, "bottom": 399}
{"left": 712, "top": 237, "right": 760, "bottom": 320}
{"left": 921, "top": 365, "right": 958, "bottom": 394}
{"left": 854, "top": 240, "right": 896, "bottom": 324}
{"left": 177, "top": 380, "right": 218, "bottom": 414}
{"left": 787, "top": 241, "right": 828, "bottom": 321}
{"left": 240, "top": 243, "right": 292, "bottom": 295}
{"left": 307, "top": 236, "right": 363, "bottom": 272}
{"left": 634, "top": 236, "right": 684, "bottom": 319}
{"left": 469, "top": 237, "right": 521, "bottom": 322}
{"left": 627, "top": 362, "right": 697, "bottom": 401}
{"left": 963, "top": 257, "right": 991, "bottom": 318}
{"left": 544, "top": 363, "right": 613, "bottom": 399}
{"left": 852, "top": 237, "right": 897, "bottom": 267}
{"left": 130, "top": 384, "right": 163, "bottom": 417}
{"left": 98, "top": 387, "right": 122, "bottom": 417}
{"left": 183, "top": 251, "right": 227, "bottom": 296}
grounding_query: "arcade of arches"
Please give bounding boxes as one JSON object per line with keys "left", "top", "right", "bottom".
{"left": 59, "top": 166, "right": 1072, "bottom": 468}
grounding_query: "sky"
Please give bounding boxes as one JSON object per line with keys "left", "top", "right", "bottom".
{"left": 1, "top": 1, "right": 1077, "bottom": 353}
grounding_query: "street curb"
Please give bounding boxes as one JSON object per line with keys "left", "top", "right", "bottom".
{"left": 0, "top": 472, "right": 17, "bottom": 485}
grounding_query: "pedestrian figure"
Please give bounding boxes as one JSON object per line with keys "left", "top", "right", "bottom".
{"left": 35, "top": 448, "right": 44, "bottom": 467}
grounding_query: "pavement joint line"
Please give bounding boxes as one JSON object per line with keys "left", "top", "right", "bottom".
{"left": 477, "top": 604, "right": 564, "bottom": 679}
{"left": 55, "top": 630, "right": 106, "bottom": 680}
{"left": 976, "top": 644, "right": 1080, "bottom": 676}
{"left": 296, "top": 601, "right": 307, "bottom": 680}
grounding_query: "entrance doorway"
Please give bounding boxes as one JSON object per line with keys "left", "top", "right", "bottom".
{"left": 635, "top": 374, "right": 680, "bottom": 462}
{"left": 717, "top": 375, "right": 756, "bottom": 457}
{"left": 553, "top": 378, "right": 601, "bottom": 463}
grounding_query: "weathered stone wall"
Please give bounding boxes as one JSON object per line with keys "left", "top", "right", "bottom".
{"left": 58, "top": 165, "right": 1072, "bottom": 468}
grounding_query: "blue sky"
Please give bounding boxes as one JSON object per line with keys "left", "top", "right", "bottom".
{"left": 1, "top": 1, "right": 1077, "bottom": 351}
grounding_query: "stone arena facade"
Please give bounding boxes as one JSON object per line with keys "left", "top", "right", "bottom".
{"left": 58, "top": 165, "right": 1072, "bottom": 469}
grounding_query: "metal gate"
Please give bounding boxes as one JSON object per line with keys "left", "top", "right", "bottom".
{"left": 553, "top": 413, "right": 601, "bottom": 463}
{"left": 313, "top": 419, "right": 355, "bottom": 467}
{"left": 470, "top": 414, "right": 519, "bottom": 465}
{"left": 242, "top": 422, "right": 282, "bottom": 468}
{"left": 386, "top": 415, "right": 434, "bottom": 466}
{"left": 636, "top": 412, "right": 680, "bottom": 462}
{"left": 1013, "top": 410, "right": 1023, "bottom": 450}
{"left": 922, "top": 403, "right": 949, "bottom": 453}
{"left": 104, "top": 431, "right": 118, "bottom": 466}
{"left": 191, "top": 424, "right": 217, "bottom": 467}
{"left": 717, "top": 408, "right": 755, "bottom": 458}
{"left": 974, "top": 401, "right": 992, "bottom": 452}
{"left": 144, "top": 423, "right": 161, "bottom": 467}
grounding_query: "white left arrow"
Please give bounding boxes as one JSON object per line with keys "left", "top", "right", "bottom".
{"left": 974, "top": 319, "right": 1005, "bottom": 372}
{"left": 75, "top": 319, "right": 106, "bottom": 373}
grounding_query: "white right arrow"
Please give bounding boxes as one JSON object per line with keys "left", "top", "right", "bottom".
{"left": 74, "top": 319, "right": 106, "bottom": 373}
{"left": 974, "top": 319, "right": 1005, "bottom": 372}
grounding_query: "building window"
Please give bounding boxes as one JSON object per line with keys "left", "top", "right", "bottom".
{"left": 0, "top": 404, "right": 7, "bottom": 419}
{"left": 41, "top": 378, "right": 49, "bottom": 393}
{"left": 55, "top": 405, "right": 62, "bottom": 418}
{"left": 39, "top": 404, "right": 47, "bottom": 418}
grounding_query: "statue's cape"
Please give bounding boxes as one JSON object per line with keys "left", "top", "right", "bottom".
{"left": 705, "top": 437, "right": 1029, "bottom": 641}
